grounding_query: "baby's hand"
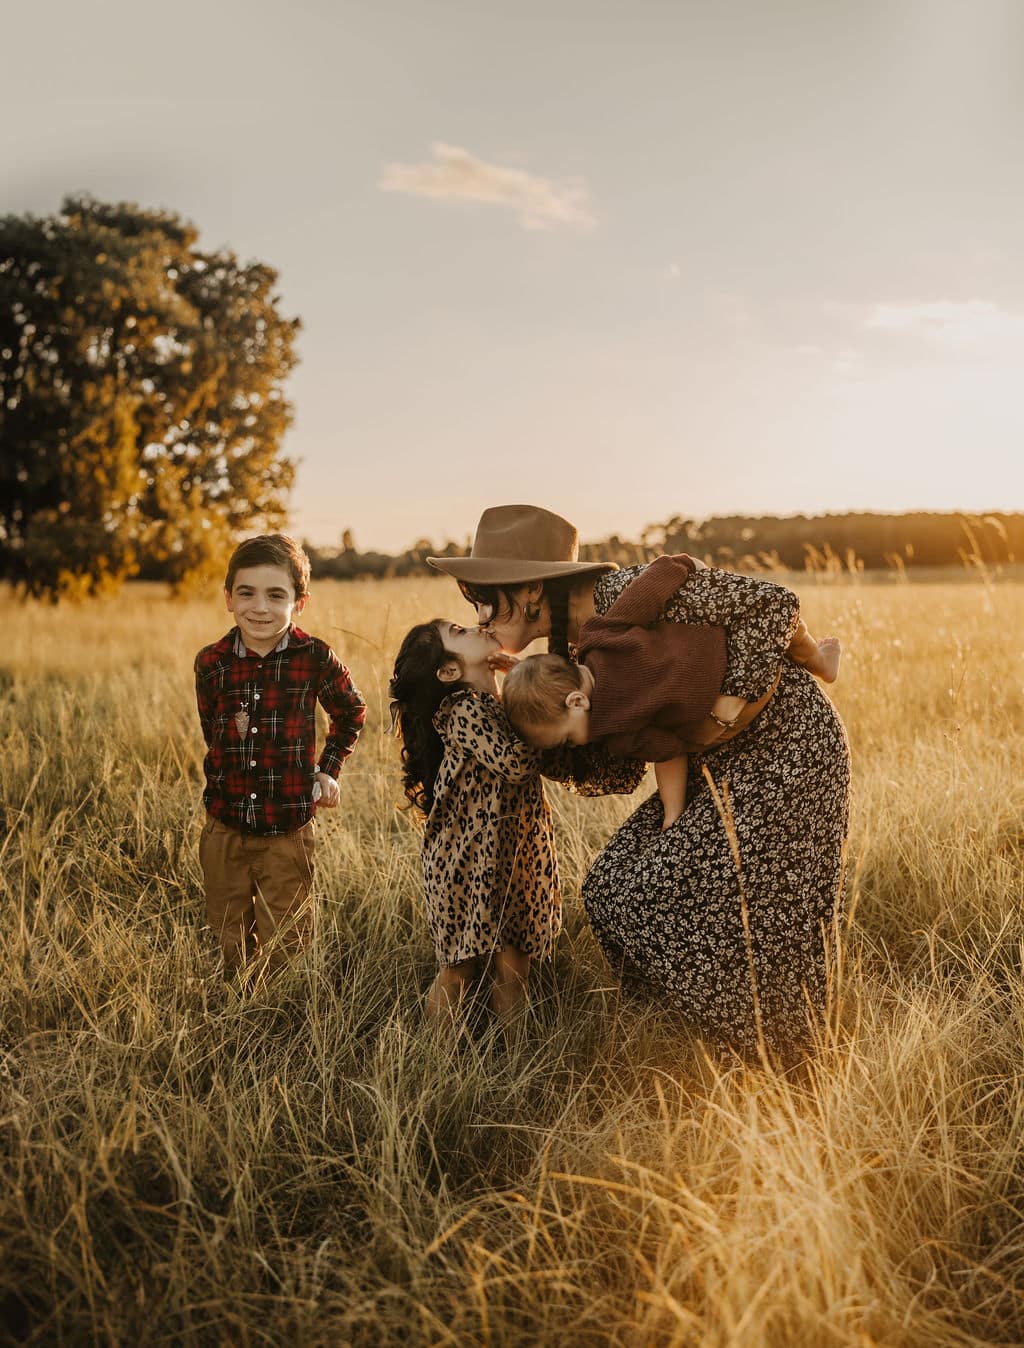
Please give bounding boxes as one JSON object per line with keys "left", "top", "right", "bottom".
{"left": 314, "top": 772, "right": 339, "bottom": 809}
{"left": 487, "top": 651, "right": 519, "bottom": 674}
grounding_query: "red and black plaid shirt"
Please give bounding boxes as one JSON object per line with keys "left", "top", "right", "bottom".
{"left": 195, "top": 625, "right": 366, "bottom": 836}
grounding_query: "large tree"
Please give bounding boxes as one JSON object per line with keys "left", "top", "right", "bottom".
{"left": 0, "top": 196, "right": 300, "bottom": 595}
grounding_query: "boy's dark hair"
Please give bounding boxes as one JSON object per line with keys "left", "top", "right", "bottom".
{"left": 456, "top": 576, "right": 576, "bottom": 655}
{"left": 389, "top": 621, "right": 469, "bottom": 816}
{"left": 225, "top": 534, "right": 311, "bottom": 598}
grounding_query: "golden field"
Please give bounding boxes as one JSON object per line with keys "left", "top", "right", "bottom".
{"left": 1, "top": 572, "right": 1023, "bottom": 1346}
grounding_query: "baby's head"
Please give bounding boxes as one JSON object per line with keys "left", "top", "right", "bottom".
{"left": 502, "top": 654, "right": 593, "bottom": 749}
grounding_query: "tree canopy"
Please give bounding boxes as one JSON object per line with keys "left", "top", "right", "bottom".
{"left": 0, "top": 196, "right": 300, "bottom": 595}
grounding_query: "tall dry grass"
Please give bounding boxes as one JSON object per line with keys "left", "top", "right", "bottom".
{"left": 1, "top": 574, "right": 1023, "bottom": 1346}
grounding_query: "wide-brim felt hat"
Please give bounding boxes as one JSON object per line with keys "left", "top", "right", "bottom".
{"left": 427, "top": 505, "right": 617, "bottom": 585}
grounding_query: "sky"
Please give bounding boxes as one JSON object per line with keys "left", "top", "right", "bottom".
{"left": 4, "top": 0, "right": 1024, "bottom": 551}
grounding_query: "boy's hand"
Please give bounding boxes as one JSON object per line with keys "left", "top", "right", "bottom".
{"left": 314, "top": 772, "right": 340, "bottom": 809}
{"left": 487, "top": 651, "right": 519, "bottom": 674}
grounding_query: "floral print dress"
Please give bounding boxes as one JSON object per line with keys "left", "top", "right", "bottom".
{"left": 580, "top": 564, "right": 851, "bottom": 1054}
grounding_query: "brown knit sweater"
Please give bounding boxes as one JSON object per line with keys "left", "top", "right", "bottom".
{"left": 576, "top": 555, "right": 727, "bottom": 761}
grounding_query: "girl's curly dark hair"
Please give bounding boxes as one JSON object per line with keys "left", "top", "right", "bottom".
{"left": 456, "top": 577, "right": 576, "bottom": 657}
{"left": 389, "top": 621, "right": 468, "bottom": 816}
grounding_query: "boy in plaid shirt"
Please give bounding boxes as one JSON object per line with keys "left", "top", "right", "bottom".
{"left": 195, "top": 534, "right": 366, "bottom": 974}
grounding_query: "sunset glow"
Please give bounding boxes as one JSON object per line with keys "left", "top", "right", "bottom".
{"left": 4, "top": 0, "right": 1022, "bottom": 550}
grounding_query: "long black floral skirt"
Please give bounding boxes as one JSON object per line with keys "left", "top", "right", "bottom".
{"left": 582, "top": 663, "right": 850, "bottom": 1053}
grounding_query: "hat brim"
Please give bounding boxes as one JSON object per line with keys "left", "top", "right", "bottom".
{"left": 426, "top": 556, "right": 617, "bottom": 584}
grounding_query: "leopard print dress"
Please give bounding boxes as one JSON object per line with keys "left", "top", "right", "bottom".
{"left": 581, "top": 564, "right": 851, "bottom": 1054}
{"left": 423, "top": 690, "right": 561, "bottom": 967}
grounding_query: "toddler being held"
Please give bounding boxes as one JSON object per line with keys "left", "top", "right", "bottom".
{"left": 502, "top": 554, "right": 840, "bottom": 831}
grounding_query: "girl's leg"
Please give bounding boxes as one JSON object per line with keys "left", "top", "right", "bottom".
{"left": 426, "top": 959, "right": 479, "bottom": 1022}
{"left": 491, "top": 946, "right": 531, "bottom": 1025}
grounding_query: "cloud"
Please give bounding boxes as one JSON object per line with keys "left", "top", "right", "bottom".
{"left": 378, "top": 143, "right": 596, "bottom": 232}
{"left": 862, "top": 300, "right": 1024, "bottom": 349}
{"left": 830, "top": 347, "right": 864, "bottom": 377}
{"left": 707, "top": 291, "right": 754, "bottom": 333}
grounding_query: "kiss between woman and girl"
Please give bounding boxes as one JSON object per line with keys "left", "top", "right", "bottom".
{"left": 388, "top": 505, "right": 849, "bottom": 1055}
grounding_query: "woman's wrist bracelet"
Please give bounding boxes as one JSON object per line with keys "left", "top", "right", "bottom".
{"left": 707, "top": 709, "right": 740, "bottom": 731}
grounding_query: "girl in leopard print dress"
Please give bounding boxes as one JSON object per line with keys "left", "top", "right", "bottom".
{"left": 389, "top": 618, "right": 560, "bottom": 1025}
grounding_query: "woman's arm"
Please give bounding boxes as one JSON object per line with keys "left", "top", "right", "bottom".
{"left": 661, "top": 567, "right": 801, "bottom": 701}
{"left": 540, "top": 743, "right": 648, "bottom": 796}
{"left": 683, "top": 671, "right": 782, "bottom": 750}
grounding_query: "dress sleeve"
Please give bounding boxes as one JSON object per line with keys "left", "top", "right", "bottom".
{"left": 436, "top": 692, "right": 540, "bottom": 783}
{"left": 660, "top": 567, "right": 800, "bottom": 700}
{"left": 592, "top": 553, "right": 697, "bottom": 628}
{"left": 540, "top": 743, "right": 648, "bottom": 796}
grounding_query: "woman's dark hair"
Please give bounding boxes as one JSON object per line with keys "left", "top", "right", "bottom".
{"left": 389, "top": 621, "right": 468, "bottom": 815}
{"left": 456, "top": 577, "right": 577, "bottom": 657}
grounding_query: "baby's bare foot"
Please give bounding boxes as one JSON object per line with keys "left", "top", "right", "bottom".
{"left": 815, "top": 636, "right": 842, "bottom": 683}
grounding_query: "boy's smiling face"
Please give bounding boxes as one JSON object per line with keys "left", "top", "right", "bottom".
{"left": 225, "top": 563, "right": 307, "bottom": 655}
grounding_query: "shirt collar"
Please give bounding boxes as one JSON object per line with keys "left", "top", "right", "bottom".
{"left": 233, "top": 628, "right": 292, "bottom": 658}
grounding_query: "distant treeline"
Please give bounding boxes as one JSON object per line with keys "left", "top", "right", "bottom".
{"left": 308, "top": 512, "right": 1021, "bottom": 580}
{"left": 304, "top": 531, "right": 469, "bottom": 581}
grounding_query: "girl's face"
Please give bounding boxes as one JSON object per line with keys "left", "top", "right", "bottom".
{"left": 474, "top": 583, "right": 548, "bottom": 653}
{"left": 440, "top": 620, "right": 501, "bottom": 666}
{"left": 437, "top": 621, "right": 502, "bottom": 694}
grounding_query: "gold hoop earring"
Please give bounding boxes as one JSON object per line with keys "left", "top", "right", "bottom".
{"left": 524, "top": 602, "right": 541, "bottom": 623}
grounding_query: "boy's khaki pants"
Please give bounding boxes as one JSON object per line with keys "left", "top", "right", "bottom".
{"left": 200, "top": 815, "right": 316, "bottom": 973}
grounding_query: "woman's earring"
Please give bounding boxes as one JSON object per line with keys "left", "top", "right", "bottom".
{"left": 524, "top": 602, "right": 541, "bottom": 623}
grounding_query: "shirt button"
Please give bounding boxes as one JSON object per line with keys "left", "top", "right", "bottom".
{"left": 254, "top": 693, "right": 261, "bottom": 701}
{"left": 250, "top": 792, "right": 257, "bottom": 800}
{"left": 250, "top": 759, "right": 256, "bottom": 767}
{"left": 251, "top": 728, "right": 258, "bottom": 734}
